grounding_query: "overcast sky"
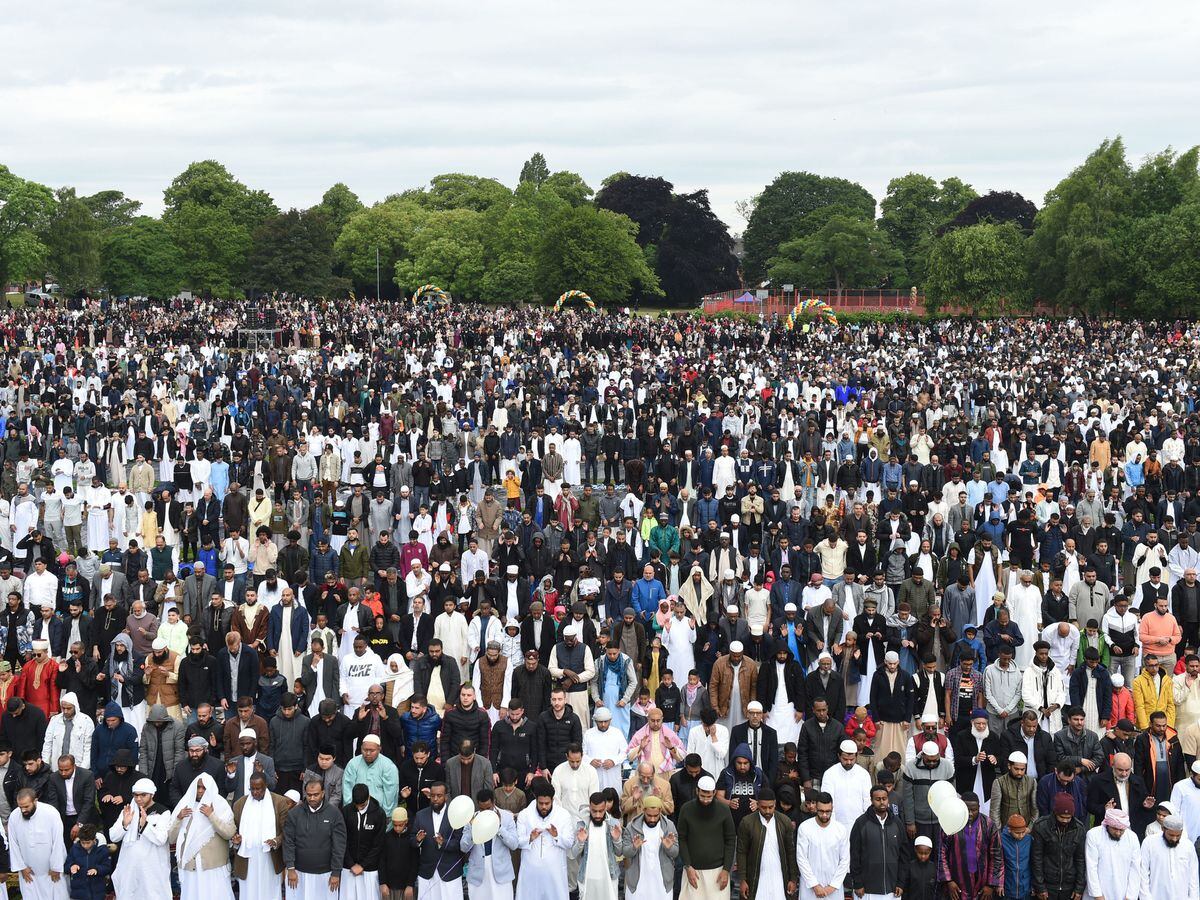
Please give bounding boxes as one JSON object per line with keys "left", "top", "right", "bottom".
{"left": 5, "top": 0, "right": 1196, "bottom": 231}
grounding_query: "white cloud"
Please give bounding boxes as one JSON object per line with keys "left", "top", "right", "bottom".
{"left": 3, "top": 0, "right": 1196, "bottom": 231}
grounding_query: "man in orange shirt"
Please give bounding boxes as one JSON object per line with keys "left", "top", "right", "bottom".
{"left": 1140, "top": 596, "right": 1183, "bottom": 672}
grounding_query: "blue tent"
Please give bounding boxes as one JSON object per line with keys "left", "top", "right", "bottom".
{"left": 733, "top": 291, "right": 757, "bottom": 303}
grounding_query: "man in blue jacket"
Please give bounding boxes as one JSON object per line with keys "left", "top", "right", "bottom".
{"left": 631, "top": 565, "right": 666, "bottom": 627}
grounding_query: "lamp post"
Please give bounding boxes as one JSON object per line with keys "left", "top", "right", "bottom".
{"left": 375, "top": 247, "right": 381, "bottom": 302}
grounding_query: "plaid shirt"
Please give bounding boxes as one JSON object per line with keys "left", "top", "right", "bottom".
{"left": 944, "top": 667, "right": 985, "bottom": 724}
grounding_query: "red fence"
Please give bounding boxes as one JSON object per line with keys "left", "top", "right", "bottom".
{"left": 701, "top": 289, "right": 921, "bottom": 317}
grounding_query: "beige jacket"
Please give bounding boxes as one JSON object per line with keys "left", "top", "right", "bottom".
{"left": 168, "top": 808, "right": 237, "bottom": 871}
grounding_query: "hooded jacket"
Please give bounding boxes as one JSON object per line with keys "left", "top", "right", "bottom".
{"left": 715, "top": 743, "right": 764, "bottom": 825}
{"left": 91, "top": 701, "right": 139, "bottom": 774}
{"left": 138, "top": 703, "right": 186, "bottom": 782}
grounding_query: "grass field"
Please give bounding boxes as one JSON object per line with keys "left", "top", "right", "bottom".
{"left": 5, "top": 293, "right": 23, "bottom": 308}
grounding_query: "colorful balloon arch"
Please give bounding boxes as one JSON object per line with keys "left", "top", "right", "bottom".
{"left": 412, "top": 283, "right": 451, "bottom": 307}
{"left": 553, "top": 290, "right": 596, "bottom": 312}
{"left": 784, "top": 297, "right": 838, "bottom": 329}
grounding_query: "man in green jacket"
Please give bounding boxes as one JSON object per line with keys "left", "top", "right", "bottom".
{"left": 339, "top": 527, "right": 371, "bottom": 586}
{"left": 734, "top": 787, "right": 798, "bottom": 899}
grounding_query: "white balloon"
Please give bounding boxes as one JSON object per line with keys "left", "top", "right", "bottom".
{"left": 937, "top": 797, "right": 970, "bottom": 835}
{"left": 926, "top": 780, "right": 957, "bottom": 816}
{"left": 448, "top": 795, "right": 476, "bottom": 830}
{"left": 470, "top": 809, "right": 501, "bottom": 844}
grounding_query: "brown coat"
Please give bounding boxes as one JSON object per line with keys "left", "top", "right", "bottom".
{"left": 142, "top": 649, "right": 180, "bottom": 708}
{"left": 231, "top": 791, "right": 291, "bottom": 877}
{"left": 708, "top": 653, "right": 758, "bottom": 718}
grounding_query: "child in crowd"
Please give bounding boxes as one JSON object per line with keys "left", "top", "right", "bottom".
{"left": 66, "top": 823, "right": 112, "bottom": 900}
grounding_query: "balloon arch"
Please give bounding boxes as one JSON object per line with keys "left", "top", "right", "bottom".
{"left": 553, "top": 289, "right": 596, "bottom": 312}
{"left": 784, "top": 297, "right": 838, "bottom": 328}
{"left": 412, "top": 284, "right": 451, "bottom": 307}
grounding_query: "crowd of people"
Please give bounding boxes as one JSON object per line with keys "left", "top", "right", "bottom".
{"left": 0, "top": 297, "right": 1199, "bottom": 899}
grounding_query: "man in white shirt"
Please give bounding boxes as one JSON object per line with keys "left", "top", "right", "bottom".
{"left": 22, "top": 557, "right": 58, "bottom": 611}
{"left": 821, "top": 740, "right": 871, "bottom": 830}
{"left": 460, "top": 538, "right": 489, "bottom": 585}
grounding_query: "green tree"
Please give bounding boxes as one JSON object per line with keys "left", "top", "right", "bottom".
{"left": 1028, "top": 138, "right": 1134, "bottom": 313}
{"left": 101, "top": 217, "right": 185, "bottom": 298}
{"left": 44, "top": 192, "right": 102, "bottom": 293}
{"left": 741, "top": 172, "right": 877, "bottom": 279}
{"left": 422, "top": 174, "right": 512, "bottom": 213}
{"left": 925, "top": 222, "right": 1029, "bottom": 314}
{"left": 394, "top": 208, "right": 487, "bottom": 299}
{"left": 519, "top": 153, "right": 550, "bottom": 187}
{"left": 1128, "top": 197, "right": 1200, "bottom": 317}
{"left": 317, "top": 183, "right": 363, "bottom": 234}
{"left": 1129, "top": 147, "right": 1200, "bottom": 218}
{"left": 879, "top": 173, "right": 977, "bottom": 285}
{"left": 766, "top": 215, "right": 902, "bottom": 298}
{"left": 246, "top": 208, "right": 340, "bottom": 296}
{"left": 534, "top": 205, "right": 661, "bottom": 304}
{"left": 0, "top": 165, "right": 56, "bottom": 287}
{"left": 333, "top": 200, "right": 426, "bottom": 292}
{"left": 79, "top": 190, "right": 142, "bottom": 231}
{"left": 167, "top": 202, "right": 252, "bottom": 297}
{"left": 541, "top": 171, "right": 594, "bottom": 207}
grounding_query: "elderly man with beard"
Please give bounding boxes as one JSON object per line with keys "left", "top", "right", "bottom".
{"left": 1083, "top": 808, "right": 1142, "bottom": 900}
{"left": 1086, "top": 751, "right": 1151, "bottom": 836}
{"left": 232, "top": 772, "right": 290, "bottom": 900}
{"left": 169, "top": 772, "right": 237, "bottom": 900}
{"left": 1140, "top": 814, "right": 1198, "bottom": 900}
{"left": 549, "top": 624, "right": 595, "bottom": 727}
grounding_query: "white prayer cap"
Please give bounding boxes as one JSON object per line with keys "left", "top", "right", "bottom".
{"left": 439, "top": 563, "right": 451, "bottom": 572}
{"left": 563, "top": 625, "right": 579, "bottom": 638}
{"left": 594, "top": 707, "right": 613, "bottom": 721}
{"left": 728, "top": 641, "right": 744, "bottom": 653}
{"left": 285, "top": 790, "right": 301, "bottom": 804}
{"left": 884, "top": 650, "right": 900, "bottom": 664}
{"left": 723, "top": 569, "right": 736, "bottom": 580}
{"left": 152, "top": 637, "right": 168, "bottom": 651}
{"left": 1164, "top": 815, "right": 1186, "bottom": 831}
{"left": 1192, "top": 760, "right": 1200, "bottom": 775}
{"left": 31, "top": 640, "right": 49, "bottom": 651}
{"left": 506, "top": 565, "right": 519, "bottom": 575}
{"left": 132, "top": 778, "right": 157, "bottom": 795}
{"left": 1110, "top": 673, "right": 1124, "bottom": 687}
{"left": 921, "top": 743, "right": 940, "bottom": 758}
{"left": 818, "top": 651, "right": 832, "bottom": 661}
{"left": 839, "top": 740, "right": 858, "bottom": 754}
{"left": 749, "top": 625, "right": 762, "bottom": 636}
{"left": 784, "top": 603, "right": 797, "bottom": 612}
{"left": 362, "top": 734, "right": 381, "bottom": 747}
{"left": 730, "top": 514, "right": 740, "bottom": 523}
{"left": 697, "top": 776, "right": 717, "bottom": 792}
{"left": 725, "top": 604, "right": 738, "bottom": 614}
{"left": 747, "top": 701, "right": 763, "bottom": 713}
{"left": 1008, "top": 751, "right": 1028, "bottom": 765}
{"left": 239, "top": 727, "right": 257, "bottom": 741}
{"left": 914, "top": 836, "right": 933, "bottom": 849}
{"left": 919, "top": 713, "right": 938, "bottom": 724}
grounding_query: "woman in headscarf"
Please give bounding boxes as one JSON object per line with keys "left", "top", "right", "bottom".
{"left": 169, "top": 772, "right": 237, "bottom": 900}
{"left": 107, "top": 632, "right": 147, "bottom": 734}
{"left": 384, "top": 651, "right": 415, "bottom": 712}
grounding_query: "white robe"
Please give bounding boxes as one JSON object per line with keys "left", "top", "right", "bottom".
{"left": 236, "top": 794, "right": 282, "bottom": 900}
{"left": 755, "top": 815, "right": 787, "bottom": 898}
{"left": 820, "top": 762, "right": 872, "bottom": 830}
{"left": 687, "top": 724, "right": 729, "bottom": 778}
{"left": 663, "top": 618, "right": 697, "bottom": 682}
{"left": 795, "top": 817, "right": 849, "bottom": 900}
{"left": 515, "top": 805, "right": 577, "bottom": 900}
{"left": 110, "top": 805, "right": 173, "bottom": 899}
{"left": 582, "top": 726, "right": 628, "bottom": 793}
{"left": 580, "top": 821, "right": 618, "bottom": 900}
{"left": 626, "top": 822, "right": 670, "bottom": 900}
{"left": 1006, "top": 583, "right": 1041, "bottom": 668}
{"left": 1083, "top": 826, "right": 1141, "bottom": 900}
{"left": 767, "top": 660, "right": 801, "bottom": 745}
{"left": 561, "top": 438, "right": 582, "bottom": 486}
{"left": 1168, "top": 778, "right": 1200, "bottom": 841}
{"left": 288, "top": 871, "right": 340, "bottom": 900}
{"left": 7, "top": 802, "right": 68, "bottom": 900}
{"left": 435, "top": 611, "right": 471, "bottom": 680}
{"left": 1140, "top": 832, "right": 1199, "bottom": 900}
{"left": 971, "top": 550, "right": 999, "bottom": 624}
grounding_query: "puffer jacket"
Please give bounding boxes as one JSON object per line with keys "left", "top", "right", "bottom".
{"left": 1030, "top": 814, "right": 1086, "bottom": 897}
{"left": 138, "top": 703, "right": 186, "bottom": 781}
{"left": 399, "top": 708, "right": 442, "bottom": 755}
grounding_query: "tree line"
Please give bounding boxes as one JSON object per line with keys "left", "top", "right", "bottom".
{"left": 1, "top": 139, "right": 1196, "bottom": 314}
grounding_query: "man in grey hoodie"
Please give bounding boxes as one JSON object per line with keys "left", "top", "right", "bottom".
{"left": 138, "top": 703, "right": 185, "bottom": 801}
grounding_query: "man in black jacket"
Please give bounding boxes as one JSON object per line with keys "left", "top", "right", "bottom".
{"left": 797, "top": 698, "right": 841, "bottom": 788}
{"left": 439, "top": 685, "right": 492, "bottom": 762}
{"left": 489, "top": 699, "right": 537, "bottom": 784}
{"left": 849, "top": 786, "right": 908, "bottom": 897}
{"left": 509, "top": 650, "right": 553, "bottom": 720}
{"left": 170, "top": 736, "right": 225, "bottom": 807}
{"left": 536, "top": 688, "right": 582, "bottom": 774}
{"left": 177, "top": 639, "right": 219, "bottom": 718}
{"left": 342, "top": 784, "right": 387, "bottom": 895}
{"left": 1086, "top": 751, "right": 1151, "bottom": 836}
{"left": 50, "top": 754, "right": 98, "bottom": 842}
{"left": 306, "top": 699, "right": 354, "bottom": 768}
{"left": 1030, "top": 795, "right": 1087, "bottom": 900}
{"left": 1003, "top": 711, "right": 1059, "bottom": 782}
{"left": 410, "top": 641, "right": 461, "bottom": 711}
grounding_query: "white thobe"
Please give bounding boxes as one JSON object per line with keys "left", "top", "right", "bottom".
{"left": 551, "top": 761, "right": 599, "bottom": 821}
{"left": 237, "top": 800, "right": 282, "bottom": 900}
{"left": 288, "top": 871, "right": 339, "bottom": 900}
{"left": 755, "top": 816, "right": 787, "bottom": 898}
{"left": 435, "top": 611, "right": 471, "bottom": 679}
{"left": 515, "top": 805, "right": 577, "bottom": 900}
{"left": 7, "top": 802, "right": 68, "bottom": 900}
{"left": 821, "top": 762, "right": 872, "bottom": 830}
{"left": 110, "top": 807, "right": 173, "bottom": 899}
{"left": 580, "top": 822, "right": 618, "bottom": 900}
{"left": 723, "top": 663, "right": 745, "bottom": 733}
{"left": 687, "top": 724, "right": 730, "bottom": 778}
{"left": 795, "top": 817, "right": 849, "bottom": 900}
{"left": 1084, "top": 826, "right": 1141, "bottom": 900}
{"left": 1140, "top": 832, "right": 1199, "bottom": 900}
{"left": 767, "top": 661, "right": 801, "bottom": 745}
{"left": 583, "top": 726, "right": 628, "bottom": 793}
{"left": 626, "top": 822, "right": 670, "bottom": 900}
{"left": 663, "top": 618, "right": 697, "bottom": 682}
{"left": 1007, "top": 583, "right": 1041, "bottom": 668}
{"left": 1168, "top": 778, "right": 1200, "bottom": 840}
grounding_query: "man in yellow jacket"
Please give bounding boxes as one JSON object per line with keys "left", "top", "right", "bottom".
{"left": 1133, "top": 653, "right": 1176, "bottom": 729}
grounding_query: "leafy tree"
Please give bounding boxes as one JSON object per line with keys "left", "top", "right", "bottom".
{"left": 317, "top": 183, "right": 363, "bottom": 233}
{"left": 1128, "top": 197, "right": 1200, "bottom": 317}
{"left": 394, "top": 208, "right": 487, "bottom": 299}
{"left": 879, "top": 173, "right": 977, "bottom": 285}
{"left": 943, "top": 191, "right": 1038, "bottom": 234}
{"left": 534, "top": 205, "right": 661, "bottom": 304}
{"left": 166, "top": 202, "right": 252, "bottom": 297}
{"left": 766, "top": 215, "right": 902, "bottom": 298}
{"left": 163, "top": 160, "right": 247, "bottom": 215}
{"left": 1129, "top": 146, "right": 1200, "bottom": 218}
{"left": 246, "top": 208, "right": 340, "bottom": 296}
{"left": 1028, "top": 138, "right": 1133, "bottom": 313}
{"left": 421, "top": 174, "right": 512, "bottom": 213}
{"left": 595, "top": 175, "right": 738, "bottom": 306}
{"left": 333, "top": 200, "right": 426, "bottom": 292}
{"left": 0, "top": 165, "right": 55, "bottom": 287}
{"left": 541, "top": 171, "right": 593, "bottom": 207}
{"left": 519, "top": 153, "right": 550, "bottom": 187}
{"left": 925, "top": 222, "right": 1029, "bottom": 314}
{"left": 44, "top": 193, "right": 102, "bottom": 292}
{"left": 79, "top": 190, "right": 142, "bottom": 231}
{"left": 101, "top": 217, "right": 184, "bottom": 298}
{"left": 741, "top": 172, "right": 877, "bottom": 279}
